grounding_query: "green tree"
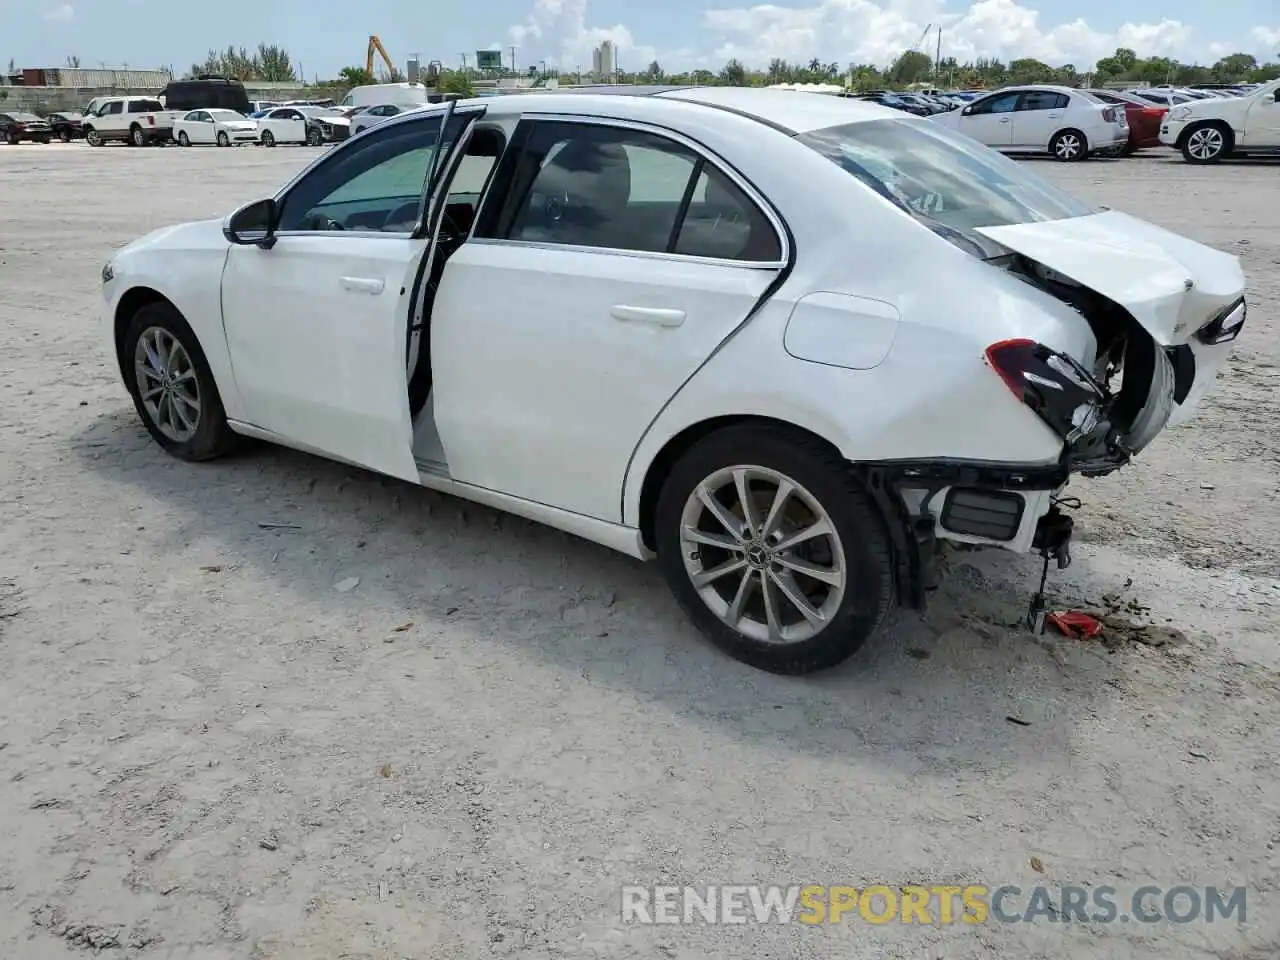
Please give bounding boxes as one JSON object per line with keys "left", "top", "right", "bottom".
{"left": 438, "top": 69, "right": 474, "bottom": 96}
{"left": 338, "top": 66, "right": 376, "bottom": 87}
{"left": 256, "top": 44, "right": 296, "bottom": 82}
{"left": 890, "top": 50, "right": 931, "bottom": 84}
{"left": 1008, "top": 57, "right": 1053, "bottom": 83}
{"left": 719, "top": 58, "right": 746, "bottom": 85}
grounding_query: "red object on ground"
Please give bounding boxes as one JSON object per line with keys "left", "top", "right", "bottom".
{"left": 1047, "top": 611, "right": 1104, "bottom": 639}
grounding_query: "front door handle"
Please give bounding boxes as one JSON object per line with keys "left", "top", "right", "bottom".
{"left": 610, "top": 305, "right": 685, "bottom": 327}
{"left": 999, "top": 117, "right": 1011, "bottom": 123}
{"left": 341, "top": 276, "right": 384, "bottom": 294}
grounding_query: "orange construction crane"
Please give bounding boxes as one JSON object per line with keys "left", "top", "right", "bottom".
{"left": 366, "top": 35, "right": 396, "bottom": 77}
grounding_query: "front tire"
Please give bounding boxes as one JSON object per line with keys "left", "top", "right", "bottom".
{"left": 5, "top": 131, "right": 18, "bottom": 145}
{"left": 1182, "top": 123, "right": 1229, "bottom": 164}
{"left": 1050, "top": 129, "right": 1088, "bottom": 161}
{"left": 654, "top": 425, "right": 894, "bottom": 675}
{"left": 58, "top": 128, "right": 71, "bottom": 143}
{"left": 307, "top": 126, "right": 322, "bottom": 146}
{"left": 260, "top": 129, "right": 275, "bottom": 147}
{"left": 85, "top": 127, "right": 104, "bottom": 147}
{"left": 216, "top": 131, "right": 230, "bottom": 147}
{"left": 121, "top": 302, "right": 239, "bottom": 462}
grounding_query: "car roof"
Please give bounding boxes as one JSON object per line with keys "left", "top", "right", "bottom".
{"left": 442, "top": 85, "right": 906, "bottom": 135}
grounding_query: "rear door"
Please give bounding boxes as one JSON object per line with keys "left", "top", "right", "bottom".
{"left": 430, "top": 116, "right": 788, "bottom": 521}
{"left": 220, "top": 107, "right": 481, "bottom": 481}
{"left": 1011, "top": 90, "right": 1068, "bottom": 149}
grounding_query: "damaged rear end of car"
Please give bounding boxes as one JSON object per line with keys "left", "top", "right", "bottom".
{"left": 797, "top": 116, "right": 1247, "bottom": 612}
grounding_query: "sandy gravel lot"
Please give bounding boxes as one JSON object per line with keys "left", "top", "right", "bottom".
{"left": 0, "top": 141, "right": 1277, "bottom": 960}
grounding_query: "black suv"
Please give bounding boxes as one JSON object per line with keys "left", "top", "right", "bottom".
{"left": 160, "top": 76, "right": 252, "bottom": 114}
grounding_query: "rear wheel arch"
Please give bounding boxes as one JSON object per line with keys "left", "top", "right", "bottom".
{"left": 637, "top": 415, "right": 853, "bottom": 552}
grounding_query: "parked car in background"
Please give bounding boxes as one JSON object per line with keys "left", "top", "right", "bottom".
{"left": 174, "top": 109, "right": 260, "bottom": 147}
{"left": 932, "top": 86, "right": 1128, "bottom": 160}
{"left": 350, "top": 103, "right": 418, "bottom": 135}
{"left": 253, "top": 107, "right": 310, "bottom": 145}
{"left": 99, "top": 89, "right": 1246, "bottom": 675}
{"left": 295, "top": 106, "right": 351, "bottom": 144}
{"left": 342, "top": 105, "right": 373, "bottom": 120}
{"left": 855, "top": 93, "right": 930, "bottom": 116}
{"left": 1129, "top": 89, "right": 1196, "bottom": 107}
{"left": 46, "top": 111, "right": 85, "bottom": 142}
{"left": 0, "top": 112, "right": 52, "bottom": 144}
{"left": 81, "top": 97, "right": 183, "bottom": 146}
{"left": 161, "top": 77, "right": 252, "bottom": 115}
{"left": 1160, "top": 77, "right": 1280, "bottom": 163}
{"left": 339, "top": 82, "right": 429, "bottom": 109}
{"left": 1085, "top": 89, "right": 1166, "bottom": 153}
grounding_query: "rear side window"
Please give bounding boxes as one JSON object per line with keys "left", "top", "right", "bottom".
{"left": 130, "top": 100, "right": 163, "bottom": 112}
{"left": 490, "top": 121, "right": 781, "bottom": 262}
{"left": 1018, "top": 91, "right": 1068, "bottom": 111}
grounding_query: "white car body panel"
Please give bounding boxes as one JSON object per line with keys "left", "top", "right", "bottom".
{"left": 430, "top": 240, "right": 780, "bottom": 521}
{"left": 1159, "top": 79, "right": 1280, "bottom": 151}
{"left": 220, "top": 234, "right": 425, "bottom": 482}
{"left": 974, "top": 210, "right": 1244, "bottom": 346}
{"left": 99, "top": 89, "right": 1247, "bottom": 571}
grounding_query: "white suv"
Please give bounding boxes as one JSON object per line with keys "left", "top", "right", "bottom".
{"left": 932, "top": 85, "right": 1129, "bottom": 161}
{"left": 1160, "top": 78, "right": 1280, "bottom": 163}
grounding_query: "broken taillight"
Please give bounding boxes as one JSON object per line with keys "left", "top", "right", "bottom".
{"left": 985, "top": 339, "right": 1109, "bottom": 443}
{"left": 1101, "top": 106, "right": 1117, "bottom": 122}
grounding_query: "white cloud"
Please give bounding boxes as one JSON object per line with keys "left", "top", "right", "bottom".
{"left": 507, "top": 0, "right": 1280, "bottom": 71}
{"left": 42, "top": 3, "right": 74, "bottom": 21}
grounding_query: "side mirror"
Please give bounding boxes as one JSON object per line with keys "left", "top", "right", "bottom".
{"left": 961, "top": 105, "right": 974, "bottom": 116}
{"left": 223, "top": 198, "right": 277, "bottom": 248}
{"left": 1273, "top": 89, "right": 1280, "bottom": 102}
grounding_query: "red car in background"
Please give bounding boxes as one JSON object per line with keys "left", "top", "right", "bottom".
{"left": 1087, "top": 89, "right": 1167, "bottom": 153}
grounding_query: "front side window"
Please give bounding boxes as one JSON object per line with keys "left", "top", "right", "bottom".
{"left": 276, "top": 110, "right": 470, "bottom": 233}
{"left": 102, "top": 101, "right": 124, "bottom": 115}
{"left": 970, "top": 93, "right": 1020, "bottom": 115}
{"left": 498, "top": 121, "right": 781, "bottom": 261}
{"left": 798, "top": 117, "right": 1094, "bottom": 232}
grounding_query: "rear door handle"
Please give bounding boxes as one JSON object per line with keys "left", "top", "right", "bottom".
{"left": 341, "top": 276, "right": 384, "bottom": 294}
{"left": 610, "top": 305, "right": 685, "bottom": 327}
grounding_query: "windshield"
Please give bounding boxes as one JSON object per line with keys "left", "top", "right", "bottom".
{"left": 209, "top": 110, "right": 246, "bottom": 121}
{"left": 797, "top": 117, "right": 1094, "bottom": 232}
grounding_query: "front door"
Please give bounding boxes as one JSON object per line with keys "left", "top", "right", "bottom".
{"left": 959, "top": 91, "right": 1020, "bottom": 148}
{"left": 220, "top": 109, "right": 469, "bottom": 481}
{"left": 189, "top": 111, "right": 214, "bottom": 143}
{"left": 1242, "top": 87, "right": 1280, "bottom": 147}
{"left": 430, "top": 118, "right": 786, "bottom": 522}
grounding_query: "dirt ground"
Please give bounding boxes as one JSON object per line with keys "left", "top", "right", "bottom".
{"left": 0, "top": 141, "right": 1277, "bottom": 960}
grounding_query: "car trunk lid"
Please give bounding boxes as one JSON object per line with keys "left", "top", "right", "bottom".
{"left": 974, "top": 209, "right": 1243, "bottom": 347}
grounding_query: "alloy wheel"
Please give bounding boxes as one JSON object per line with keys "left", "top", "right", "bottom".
{"left": 133, "top": 326, "right": 201, "bottom": 443}
{"left": 1187, "top": 127, "right": 1224, "bottom": 161}
{"left": 1054, "top": 133, "right": 1082, "bottom": 160}
{"left": 678, "top": 465, "right": 846, "bottom": 645}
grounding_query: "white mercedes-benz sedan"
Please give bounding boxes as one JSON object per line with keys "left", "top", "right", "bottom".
{"left": 100, "top": 86, "right": 1246, "bottom": 675}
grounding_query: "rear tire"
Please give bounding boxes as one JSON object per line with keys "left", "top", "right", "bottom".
{"left": 654, "top": 424, "right": 895, "bottom": 675}
{"left": 1049, "top": 129, "right": 1088, "bottom": 161}
{"left": 121, "top": 301, "right": 240, "bottom": 462}
{"left": 130, "top": 125, "right": 147, "bottom": 147}
{"left": 178, "top": 131, "right": 190, "bottom": 147}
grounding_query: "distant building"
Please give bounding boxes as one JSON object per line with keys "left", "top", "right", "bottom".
{"left": 591, "top": 40, "right": 615, "bottom": 83}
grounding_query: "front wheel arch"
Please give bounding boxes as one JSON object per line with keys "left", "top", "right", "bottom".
{"left": 113, "top": 286, "right": 173, "bottom": 382}
{"left": 1179, "top": 121, "right": 1232, "bottom": 162}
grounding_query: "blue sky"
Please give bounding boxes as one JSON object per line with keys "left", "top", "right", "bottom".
{"left": 8, "top": 0, "right": 1280, "bottom": 79}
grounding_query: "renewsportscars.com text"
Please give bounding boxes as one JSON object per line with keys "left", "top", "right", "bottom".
{"left": 620, "top": 884, "right": 1247, "bottom": 925}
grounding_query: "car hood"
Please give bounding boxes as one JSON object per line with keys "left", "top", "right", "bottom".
{"left": 974, "top": 210, "right": 1244, "bottom": 346}
{"left": 313, "top": 116, "right": 350, "bottom": 127}
{"left": 222, "top": 121, "right": 257, "bottom": 130}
